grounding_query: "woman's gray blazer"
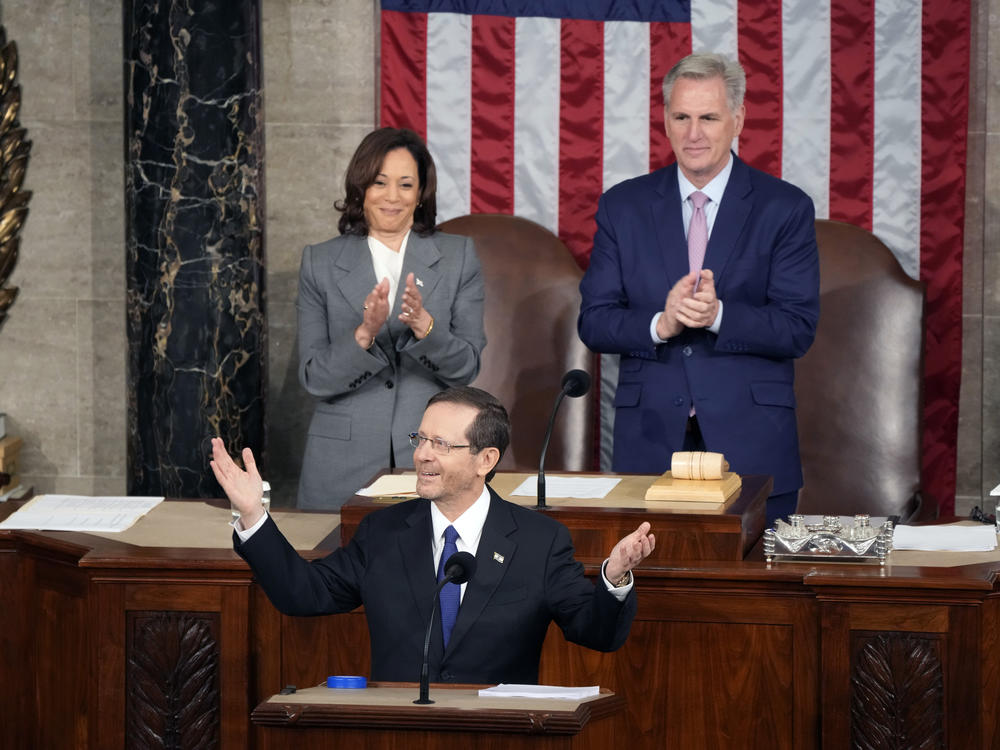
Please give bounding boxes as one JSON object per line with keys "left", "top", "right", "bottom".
{"left": 295, "top": 231, "right": 486, "bottom": 509}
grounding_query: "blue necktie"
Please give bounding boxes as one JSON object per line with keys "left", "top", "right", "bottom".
{"left": 437, "top": 525, "right": 460, "bottom": 647}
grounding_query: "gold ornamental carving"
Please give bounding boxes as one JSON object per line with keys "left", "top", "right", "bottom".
{"left": 0, "top": 26, "right": 31, "bottom": 332}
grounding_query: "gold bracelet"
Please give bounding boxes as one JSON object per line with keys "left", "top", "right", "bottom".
{"left": 423, "top": 316, "right": 434, "bottom": 338}
{"left": 614, "top": 572, "right": 631, "bottom": 587}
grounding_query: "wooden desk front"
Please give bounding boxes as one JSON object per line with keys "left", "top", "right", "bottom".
{"left": 343, "top": 471, "right": 772, "bottom": 562}
{"left": 2, "top": 497, "right": 999, "bottom": 748}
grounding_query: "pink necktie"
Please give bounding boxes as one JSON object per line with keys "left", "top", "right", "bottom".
{"left": 688, "top": 190, "right": 709, "bottom": 278}
{"left": 687, "top": 191, "right": 709, "bottom": 418}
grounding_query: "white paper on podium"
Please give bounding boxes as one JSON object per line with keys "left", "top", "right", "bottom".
{"left": 509, "top": 476, "right": 620, "bottom": 499}
{"left": 892, "top": 523, "right": 997, "bottom": 552}
{"left": 0, "top": 494, "right": 163, "bottom": 532}
{"left": 357, "top": 474, "right": 419, "bottom": 497}
{"left": 478, "top": 684, "right": 600, "bottom": 700}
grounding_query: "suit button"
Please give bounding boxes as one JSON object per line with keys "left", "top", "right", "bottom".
{"left": 682, "top": 345, "right": 693, "bottom": 357}
{"left": 441, "top": 671, "right": 453, "bottom": 681}
{"left": 385, "top": 380, "right": 394, "bottom": 389}
{"left": 673, "top": 397, "right": 685, "bottom": 407}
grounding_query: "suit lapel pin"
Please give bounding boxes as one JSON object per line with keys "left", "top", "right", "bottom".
{"left": 416, "top": 277, "right": 424, "bottom": 287}
{"left": 493, "top": 552, "right": 504, "bottom": 564}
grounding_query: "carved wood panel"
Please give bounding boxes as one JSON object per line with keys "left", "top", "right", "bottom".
{"left": 126, "top": 611, "right": 221, "bottom": 750}
{"left": 850, "top": 631, "right": 944, "bottom": 750}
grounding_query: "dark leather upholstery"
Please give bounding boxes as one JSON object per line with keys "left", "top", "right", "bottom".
{"left": 438, "top": 214, "right": 596, "bottom": 471}
{"left": 794, "top": 219, "right": 927, "bottom": 519}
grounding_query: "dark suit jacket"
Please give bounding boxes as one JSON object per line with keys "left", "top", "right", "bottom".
{"left": 578, "top": 155, "right": 820, "bottom": 495}
{"left": 234, "top": 488, "right": 636, "bottom": 684}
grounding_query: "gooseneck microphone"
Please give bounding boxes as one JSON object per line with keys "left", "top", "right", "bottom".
{"left": 537, "top": 369, "right": 591, "bottom": 509}
{"left": 414, "top": 550, "right": 477, "bottom": 705}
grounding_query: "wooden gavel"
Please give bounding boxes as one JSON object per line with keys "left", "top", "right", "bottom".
{"left": 671, "top": 451, "right": 729, "bottom": 480}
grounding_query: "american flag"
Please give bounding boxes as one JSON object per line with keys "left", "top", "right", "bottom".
{"left": 379, "top": 0, "right": 969, "bottom": 512}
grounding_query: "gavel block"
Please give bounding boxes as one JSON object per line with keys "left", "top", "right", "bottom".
{"left": 645, "top": 451, "right": 742, "bottom": 505}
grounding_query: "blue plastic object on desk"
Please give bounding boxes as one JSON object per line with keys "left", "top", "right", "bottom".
{"left": 326, "top": 675, "right": 367, "bottom": 689}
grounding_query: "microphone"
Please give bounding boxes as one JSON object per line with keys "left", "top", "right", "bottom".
{"left": 537, "top": 369, "right": 591, "bottom": 509}
{"left": 414, "top": 551, "right": 477, "bottom": 705}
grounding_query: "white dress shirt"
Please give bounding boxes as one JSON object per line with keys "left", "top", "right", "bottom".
{"left": 367, "top": 230, "right": 409, "bottom": 312}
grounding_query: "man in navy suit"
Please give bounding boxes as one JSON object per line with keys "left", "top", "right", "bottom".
{"left": 211, "top": 386, "right": 655, "bottom": 684}
{"left": 578, "top": 53, "right": 820, "bottom": 526}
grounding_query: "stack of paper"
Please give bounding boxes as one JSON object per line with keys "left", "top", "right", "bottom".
{"left": 892, "top": 524, "right": 997, "bottom": 552}
{"left": 0, "top": 494, "right": 163, "bottom": 532}
{"left": 357, "top": 474, "right": 419, "bottom": 500}
{"left": 510, "top": 476, "right": 621, "bottom": 499}
{"left": 478, "top": 684, "right": 600, "bottom": 699}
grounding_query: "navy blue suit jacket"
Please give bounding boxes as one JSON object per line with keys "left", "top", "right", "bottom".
{"left": 578, "top": 155, "right": 819, "bottom": 494}
{"left": 235, "top": 488, "right": 635, "bottom": 684}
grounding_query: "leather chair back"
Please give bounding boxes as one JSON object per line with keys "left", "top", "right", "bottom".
{"left": 794, "top": 219, "right": 925, "bottom": 518}
{"left": 438, "top": 214, "right": 596, "bottom": 471}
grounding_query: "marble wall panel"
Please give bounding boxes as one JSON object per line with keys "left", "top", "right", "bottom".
{"left": 74, "top": 0, "right": 123, "bottom": 119}
{"left": 0, "top": 297, "right": 78, "bottom": 479}
{"left": 985, "top": 132, "right": 1000, "bottom": 317}
{"left": 78, "top": 299, "right": 126, "bottom": 482}
{"left": 13, "top": 121, "right": 124, "bottom": 301}
{"left": 957, "top": 315, "right": 984, "bottom": 503}
{"left": 974, "top": 0, "right": 1000, "bottom": 512}
{"left": 987, "top": 0, "right": 1000, "bottom": 134}
{"left": 1, "top": 0, "right": 77, "bottom": 121}
{"left": 964, "top": 132, "right": 985, "bottom": 318}
{"left": 0, "top": 1, "right": 125, "bottom": 494}
{"left": 261, "top": 0, "right": 376, "bottom": 127}
{"left": 969, "top": 0, "right": 989, "bottom": 129}
{"left": 14, "top": 122, "right": 99, "bottom": 297}
{"left": 983, "top": 317, "right": 1000, "bottom": 496}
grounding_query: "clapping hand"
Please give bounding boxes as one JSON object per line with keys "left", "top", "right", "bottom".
{"left": 398, "top": 272, "right": 434, "bottom": 339}
{"left": 355, "top": 278, "right": 391, "bottom": 349}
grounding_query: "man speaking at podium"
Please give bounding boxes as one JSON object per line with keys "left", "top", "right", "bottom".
{"left": 211, "top": 386, "right": 655, "bottom": 685}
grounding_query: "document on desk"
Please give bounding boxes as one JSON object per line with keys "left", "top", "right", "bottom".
{"left": 0, "top": 494, "right": 163, "bottom": 532}
{"left": 510, "top": 476, "right": 621, "bottom": 499}
{"left": 357, "top": 474, "right": 419, "bottom": 498}
{"left": 478, "top": 684, "right": 600, "bottom": 699}
{"left": 892, "top": 523, "right": 997, "bottom": 551}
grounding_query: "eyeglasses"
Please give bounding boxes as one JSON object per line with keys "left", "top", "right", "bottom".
{"left": 408, "top": 432, "right": 472, "bottom": 455}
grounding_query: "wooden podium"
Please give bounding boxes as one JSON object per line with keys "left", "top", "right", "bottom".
{"left": 252, "top": 684, "right": 623, "bottom": 749}
{"left": 6, "top": 485, "right": 1000, "bottom": 748}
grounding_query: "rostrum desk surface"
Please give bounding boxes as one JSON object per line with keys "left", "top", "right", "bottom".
{"left": 2, "top": 486, "right": 1000, "bottom": 749}
{"left": 251, "top": 684, "right": 624, "bottom": 749}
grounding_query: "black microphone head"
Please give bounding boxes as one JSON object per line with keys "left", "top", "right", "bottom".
{"left": 561, "top": 369, "right": 591, "bottom": 398}
{"left": 443, "top": 551, "right": 477, "bottom": 585}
